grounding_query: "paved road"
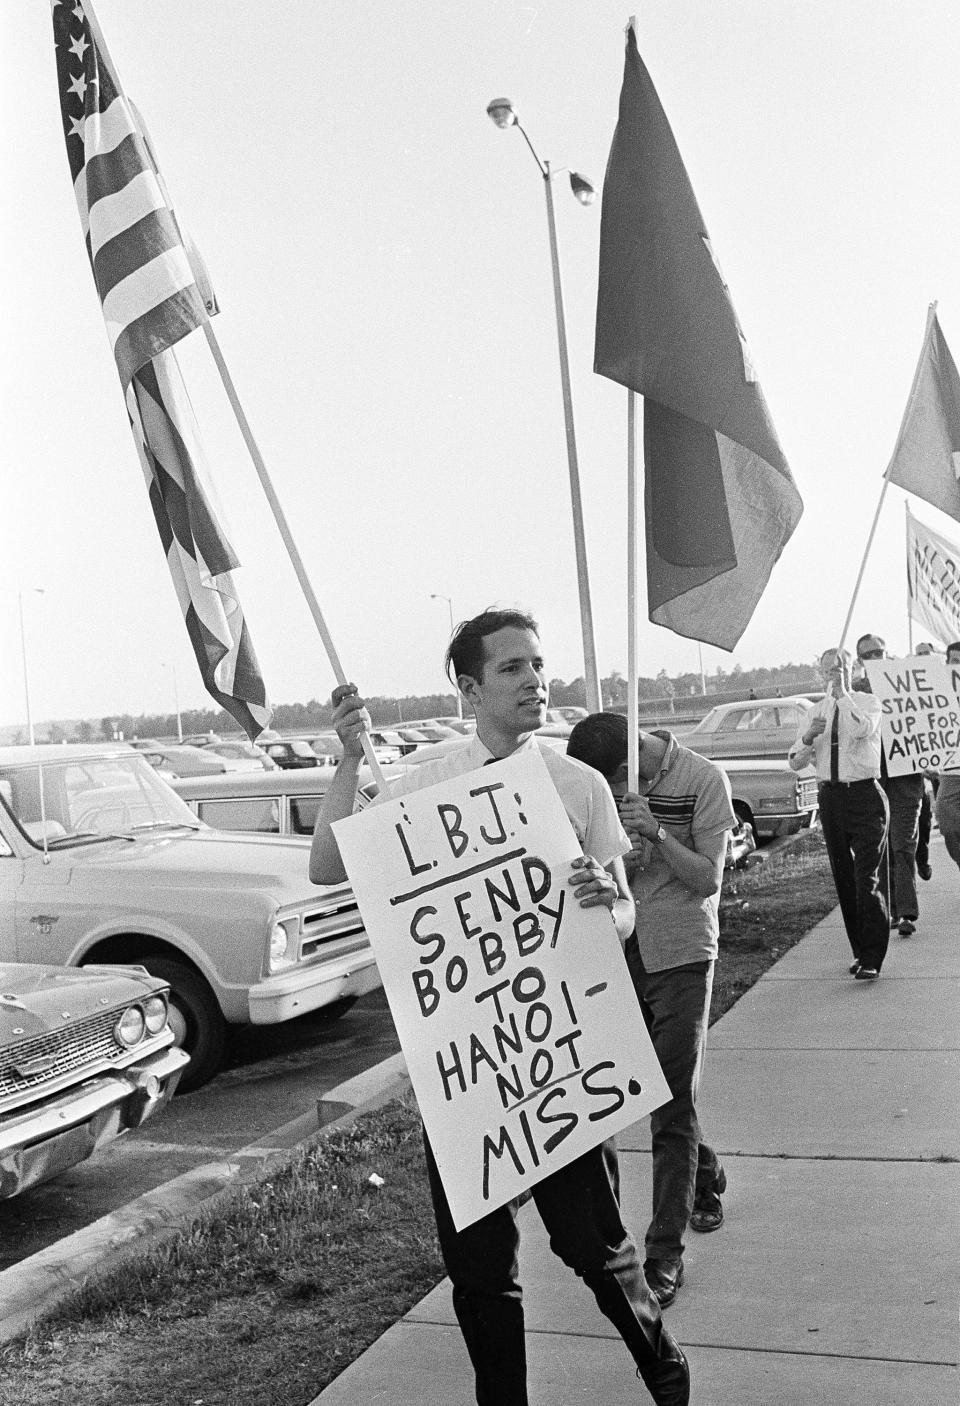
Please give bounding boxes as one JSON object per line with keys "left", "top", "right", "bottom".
{"left": 0, "top": 987, "right": 399, "bottom": 1271}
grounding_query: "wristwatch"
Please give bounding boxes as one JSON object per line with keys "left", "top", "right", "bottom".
{"left": 652, "top": 824, "right": 668, "bottom": 845}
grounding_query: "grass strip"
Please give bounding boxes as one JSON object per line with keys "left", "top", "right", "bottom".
{"left": 0, "top": 829, "right": 835, "bottom": 1406}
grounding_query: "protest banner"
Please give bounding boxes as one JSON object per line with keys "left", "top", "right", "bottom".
{"left": 906, "top": 512, "right": 960, "bottom": 645}
{"left": 333, "top": 748, "right": 670, "bottom": 1230}
{"left": 863, "top": 654, "right": 960, "bottom": 775}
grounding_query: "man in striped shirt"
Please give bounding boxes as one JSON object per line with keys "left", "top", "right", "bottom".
{"left": 567, "top": 713, "right": 735, "bottom": 1311}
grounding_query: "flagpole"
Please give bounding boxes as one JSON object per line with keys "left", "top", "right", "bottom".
{"left": 839, "top": 304, "right": 939, "bottom": 650}
{"left": 906, "top": 500, "right": 914, "bottom": 652}
{"left": 627, "top": 390, "right": 639, "bottom": 792}
{"left": 202, "top": 323, "right": 387, "bottom": 790}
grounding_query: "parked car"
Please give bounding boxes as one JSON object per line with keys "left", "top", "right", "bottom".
{"left": 0, "top": 746, "right": 380, "bottom": 1092}
{"left": 682, "top": 697, "right": 814, "bottom": 760}
{"left": 182, "top": 732, "right": 222, "bottom": 747}
{"left": 0, "top": 959, "right": 189, "bottom": 1198}
{"left": 261, "top": 739, "right": 324, "bottom": 770}
{"left": 169, "top": 765, "right": 387, "bottom": 838}
{"left": 307, "top": 734, "right": 344, "bottom": 765}
{"left": 141, "top": 745, "right": 230, "bottom": 778}
{"left": 721, "top": 757, "right": 819, "bottom": 841}
{"left": 202, "top": 740, "right": 278, "bottom": 771}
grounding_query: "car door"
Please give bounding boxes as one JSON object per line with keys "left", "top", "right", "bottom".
{"left": 774, "top": 705, "right": 810, "bottom": 758}
{"left": 723, "top": 706, "right": 781, "bottom": 759}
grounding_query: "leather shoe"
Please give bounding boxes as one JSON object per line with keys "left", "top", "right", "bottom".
{"left": 918, "top": 861, "right": 932, "bottom": 880}
{"left": 637, "top": 1329, "right": 690, "bottom": 1406}
{"left": 644, "top": 1256, "right": 684, "bottom": 1308}
{"left": 898, "top": 917, "right": 917, "bottom": 937}
{"left": 690, "top": 1164, "right": 726, "bottom": 1233}
{"left": 849, "top": 959, "right": 861, "bottom": 975}
{"left": 854, "top": 966, "right": 879, "bottom": 980}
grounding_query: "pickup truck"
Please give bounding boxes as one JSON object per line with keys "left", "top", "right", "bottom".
{"left": 0, "top": 746, "right": 380, "bottom": 1092}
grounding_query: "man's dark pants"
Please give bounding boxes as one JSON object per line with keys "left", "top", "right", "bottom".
{"left": 625, "top": 940, "right": 721, "bottom": 1260}
{"left": 881, "top": 773, "right": 924, "bottom": 922}
{"left": 424, "top": 1132, "right": 687, "bottom": 1405}
{"left": 817, "top": 778, "right": 890, "bottom": 969}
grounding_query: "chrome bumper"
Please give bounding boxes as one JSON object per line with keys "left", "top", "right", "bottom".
{"left": 0, "top": 1043, "right": 190, "bottom": 1199}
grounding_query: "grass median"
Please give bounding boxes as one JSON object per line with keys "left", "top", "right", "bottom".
{"left": 0, "top": 827, "right": 836, "bottom": 1406}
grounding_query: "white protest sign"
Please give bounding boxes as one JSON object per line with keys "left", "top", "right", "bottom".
{"left": 863, "top": 654, "right": 960, "bottom": 774}
{"left": 906, "top": 513, "right": 960, "bottom": 645}
{"left": 333, "top": 747, "right": 670, "bottom": 1230}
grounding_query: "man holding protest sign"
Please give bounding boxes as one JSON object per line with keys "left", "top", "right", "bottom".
{"left": 789, "top": 647, "right": 889, "bottom": 980}
{"left": 310, "top": 608, "right": 690, "bottom": 1406}
{"left": 566, "top": 711, "right": 734, "bottom": 1311}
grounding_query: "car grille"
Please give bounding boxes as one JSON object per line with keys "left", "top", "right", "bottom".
{"left": 0, "top": 1009, "right": 126, "bottom": 1101}
{"left": 797, "top": 777, "right": 818, "bottom": 810}
{"left": 299, "top": 896, "right": 368, "bottom": 962}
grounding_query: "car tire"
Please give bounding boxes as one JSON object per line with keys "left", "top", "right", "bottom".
{"left": 140, "top": 956, "right": 227, "bottom": 1094}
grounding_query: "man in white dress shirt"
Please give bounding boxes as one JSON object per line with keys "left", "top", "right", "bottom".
{"left": 789, "top": 646, "right": 889, "bottom": 979}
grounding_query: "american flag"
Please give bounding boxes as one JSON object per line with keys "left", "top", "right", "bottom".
{"left": 52, "top": 0, "right": 272, "bottom": 738}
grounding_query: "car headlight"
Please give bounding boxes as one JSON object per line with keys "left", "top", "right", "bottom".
{"left": 268, "top": 918, "right": 297, "bottom": 971}
{"left": 115, "top": 1005, "right": 146, "bottom": 1047}
{"left": 143, "top": 994, "right": 168, "bottom": 1035}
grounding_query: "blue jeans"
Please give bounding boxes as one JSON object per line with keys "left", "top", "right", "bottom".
{"left": 625, "top": 940, "right": 720, "bottom": 1260}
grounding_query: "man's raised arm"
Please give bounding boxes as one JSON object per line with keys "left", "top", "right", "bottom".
{"left": 309, "top": 685, "right": 372, "bottom": 886}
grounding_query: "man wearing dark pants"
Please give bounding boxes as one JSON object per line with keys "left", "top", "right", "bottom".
{"left": 855, "top": 633, "right": 923, "bottom": 937}
{"left": 310, "top": 609, "right": 689, "bottom": 1406}
{"left": 567, "top": 711, "right": 734, "bottom": 1310}
{"left": 789, "top": 647, "right": 889, "bottom": 979}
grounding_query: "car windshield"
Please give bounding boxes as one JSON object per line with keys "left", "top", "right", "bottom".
{"left": 689, "top": 707, "right": 723, "bottom": 733}
{"left": 0, "top": 753, "right": 201, "bottom": 848}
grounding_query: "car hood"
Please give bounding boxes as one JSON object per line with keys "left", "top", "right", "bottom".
{"left": 0, "top": 961, "right": 155, "bottom": 1041}
{"left": 57, "top": 827, "right": 341, "bottom": 900}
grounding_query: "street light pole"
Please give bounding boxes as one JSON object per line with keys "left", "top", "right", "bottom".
{"left": 486, "top": 99, "right": 602, "bottom": 714}
{"left": 17, "top": 588, "right": 45, "bottom": 746}
{"left": 430, "top": 593, "right": 463, "bottom": 719}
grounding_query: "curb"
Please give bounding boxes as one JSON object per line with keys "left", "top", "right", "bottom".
{"left": 0, "top": 1051, "right": 410, "bottom": 1345}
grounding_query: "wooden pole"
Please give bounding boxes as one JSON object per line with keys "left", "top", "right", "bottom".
{"left": 202, "top": 324, "right": 387, "bottom": 791}
{"left": 627, "top": 391, "right": 640, "bottom": 792}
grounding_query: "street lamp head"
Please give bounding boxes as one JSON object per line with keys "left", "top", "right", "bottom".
{"left": 486, "top": 97, "right": 518, "bottom": 129}
{"left": 569, "top": 172, "right": 596, "bottom": 205}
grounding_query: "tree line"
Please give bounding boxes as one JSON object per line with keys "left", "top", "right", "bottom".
{"left": 9, "top": 660, "right": 821, "bottom": 746}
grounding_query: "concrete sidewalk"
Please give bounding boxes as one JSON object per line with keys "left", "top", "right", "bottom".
{"left": 311, "top": 836, "right": 960, "bottom": 1405}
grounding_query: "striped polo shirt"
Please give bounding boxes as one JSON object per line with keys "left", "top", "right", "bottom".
{"left": 630, "top": 731, "right": 735, "bottom": 972}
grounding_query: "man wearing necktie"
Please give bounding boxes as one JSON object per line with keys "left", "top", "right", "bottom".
{"left": 788, "top": 647, "right": 889, "bottom": 980}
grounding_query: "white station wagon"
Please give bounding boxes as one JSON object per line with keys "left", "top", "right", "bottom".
{"left": 0, "top": 746, "right": 380, "bottom": 1092}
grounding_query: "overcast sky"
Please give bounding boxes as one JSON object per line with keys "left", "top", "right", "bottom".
{"left": 4, "top": 0, "right": 960, "bottom": 729}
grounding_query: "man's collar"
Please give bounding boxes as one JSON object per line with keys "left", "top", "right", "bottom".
{"left": 639, "top": 729, "right": 677, "bottom": 789}
{"left": 469, "top": 732, "right": 538, "bottom": 764}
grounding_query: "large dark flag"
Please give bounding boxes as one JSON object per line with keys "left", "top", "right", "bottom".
{"left": 52, "top": 0, "right": 271, "bottom": 737}
{"left": 886, "top": 310, "right": 960, "bottom": 525}
{"left": 595, "top": 23, "right": 803, "bottom": 649}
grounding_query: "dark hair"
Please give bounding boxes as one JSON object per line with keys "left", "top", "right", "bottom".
{"left": 947, "top": 641, "right": 960, "bottom": 659}
{"left": 566, "top": 712, "right": 628, "bottom": 779}
{"left": 445, "top": 607, "right": 539, "bottom": 685}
